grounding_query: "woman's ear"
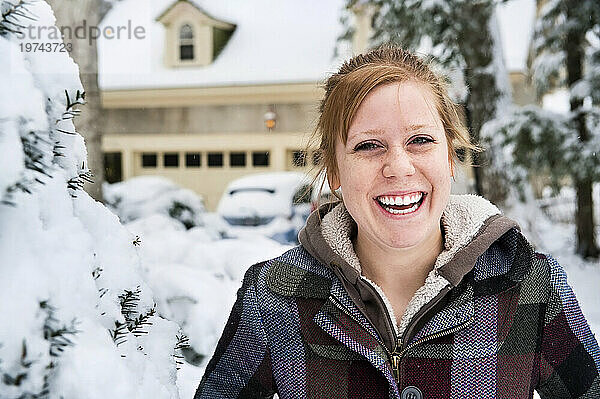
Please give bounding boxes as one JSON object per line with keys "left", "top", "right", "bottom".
{"left": 328, "top": 170, "right": 341, "bottom": 191}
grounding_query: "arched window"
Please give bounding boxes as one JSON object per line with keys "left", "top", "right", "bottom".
{"left": 179, "top": 24, "right": 194, "bottom": 61}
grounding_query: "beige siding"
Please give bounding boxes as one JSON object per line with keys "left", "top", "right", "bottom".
{"left": 103, "top": 103, "right": 319, "bottom": 135}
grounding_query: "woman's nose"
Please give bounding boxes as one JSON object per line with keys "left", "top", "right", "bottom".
{"left": 382, "top": 147, "right": 416, "bottom": 178}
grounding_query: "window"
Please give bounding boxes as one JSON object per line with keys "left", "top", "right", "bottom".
{"left": 229, "top": 152, "right": 246, "bottom": 167}
{"left": 164, "top": 153, "right": 179, "bottom": 167}
{"left": 252, "top": 151, "right": 269, "bottom": 167}
{"left": 312, "top": 151, "right": 323, "bottom": 166}
{"left": 208, "top": 152, "right": 223, "bottom": 167}
{"left": 179, "top": 24, "right": 194, "bottom": 61}
{"left": 456, "top": 147, "right": 466, "bottom": 163}
{"left": 142, "top": 153, "right": 157, "bottom": 168}
{"left": 103, "top": 152, "right": 122, "bottom": 183}
{"left": 186, "top": 152, "right": 201, "bottom": 167}
{"left": 292, "top": 150, "right": 307, "bottom": 168}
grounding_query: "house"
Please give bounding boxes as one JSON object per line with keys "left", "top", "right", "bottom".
{"left": 98, "top": 0, "right": 536, "bottom": 210}
{"left": 99, "top": 0, "right": 350, "bottom": 209}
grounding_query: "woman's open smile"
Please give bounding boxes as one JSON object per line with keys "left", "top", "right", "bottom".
{"left": 374, "top": 191, "right": 427, "bottom": 216}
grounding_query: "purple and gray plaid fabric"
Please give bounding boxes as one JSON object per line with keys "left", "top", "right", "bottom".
{"left": 195, "top": 228, "right": 600, "bottom": 398}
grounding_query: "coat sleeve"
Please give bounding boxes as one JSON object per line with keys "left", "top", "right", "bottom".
{"left": 194, "top": 263, "right": 276, "bottom": 399}
{"left": 536, "top": 254, "right": 600, "bottom": 398}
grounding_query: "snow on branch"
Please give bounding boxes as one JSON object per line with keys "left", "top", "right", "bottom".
{"left": 483, "top": 105, "right": 600, "bottom": 197}
{"left": 0, "top": 0, "right": 35, "bottom": 36}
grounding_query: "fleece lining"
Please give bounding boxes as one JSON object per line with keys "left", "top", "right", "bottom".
{"left": 320, "top": 194, "right": 505, "bottom": 337}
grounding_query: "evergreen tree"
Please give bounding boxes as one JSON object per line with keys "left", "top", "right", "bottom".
{"left": 344, "top": 0, "right": 513, "bottom": 203}
{"left": 509, "top": 0, "right": 599, "bottom": 258}
{"left": 534, "top": 0, "right": 600, "bottom": 258}
{"left": 0, "top": 1, "right": 184, "bottom": 396}
{"left": 483, "top": 0, "right": 600, "bottom": 259}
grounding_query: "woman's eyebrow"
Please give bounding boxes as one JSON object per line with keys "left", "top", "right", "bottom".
{"left": 349, "top": 125, "right": 439, "bottom": 140}
{"left": 405, "top": 124, "right": 438, "bottom": 132}
{"left": 349, "top": 128, "right": 385, "bottom": 139}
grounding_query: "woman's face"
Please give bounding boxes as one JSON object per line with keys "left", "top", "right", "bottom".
{"left": 330, "top": 81, "right": 452, "bottom": 250}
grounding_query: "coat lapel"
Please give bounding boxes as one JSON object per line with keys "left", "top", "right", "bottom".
{"left": 408, "top": 282, "right": 474, "bottom": 345}
{"left": 313, "top": 279, "right": 400, "bottom": 396}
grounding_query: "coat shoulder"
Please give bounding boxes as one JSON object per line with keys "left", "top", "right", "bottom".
{"left": 471, "top": 227, "right": 552, "bottom": 297}
{"left": 253, "top": 245, "right": 335, "bottom": 300}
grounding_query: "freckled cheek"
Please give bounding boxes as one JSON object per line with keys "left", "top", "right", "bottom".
{"left": 341, "top": 160, "right": 379, "bottom": 187}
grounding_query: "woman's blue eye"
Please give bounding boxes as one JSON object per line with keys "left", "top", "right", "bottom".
{"left": 410, "top": 136, "right": 434, "bottom": 145}
{"left": 354, "top": 142, "right": 381, "bottom": 151}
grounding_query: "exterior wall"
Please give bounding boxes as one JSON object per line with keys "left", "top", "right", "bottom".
{"left": 103, "top": 103, "right": 319, "bottom": 135}
{"left": 101, "top": 83, "right": 324, "bottom": 108}
{"left": 101, "top": 83, "right": 324, "bottom": 211}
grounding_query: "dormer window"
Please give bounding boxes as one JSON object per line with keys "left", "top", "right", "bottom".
{"left": 157, "top": 0, "right": 236, "bottom": 68}
{"left": 179, "top": 24, "right": 194, "bottom": 61}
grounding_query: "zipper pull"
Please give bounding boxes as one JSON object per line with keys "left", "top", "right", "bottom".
{"left": 390, "top": 352, "right": 401, "bottom": 382}
{"left": 390, "top": 337, "right": 402, "bottom": 383}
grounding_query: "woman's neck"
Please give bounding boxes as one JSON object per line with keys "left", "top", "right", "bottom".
{"left": 354, "top": 226, "right": 444, "bottom": 291}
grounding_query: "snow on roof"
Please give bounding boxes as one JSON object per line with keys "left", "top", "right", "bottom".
{"left": 98, "top": 0, "right": 534, "bottom": 91}
{"left": 98, "top": 0, "right": 347, "bottom": 90}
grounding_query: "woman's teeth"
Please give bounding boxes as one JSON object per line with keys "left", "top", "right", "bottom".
{"left": 376, "top": 192, "right": 424, "bottom": 215}
{"left": 378, "top": 192, "right": 423, "bottom": 206}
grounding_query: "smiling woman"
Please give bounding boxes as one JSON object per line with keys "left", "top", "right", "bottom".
{"left": 194, "top": 46, "right": 600, "bottom": 399}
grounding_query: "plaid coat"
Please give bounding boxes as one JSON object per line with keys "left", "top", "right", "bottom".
{"left": 195, "top": 197, "right": 600, "bottom": 398}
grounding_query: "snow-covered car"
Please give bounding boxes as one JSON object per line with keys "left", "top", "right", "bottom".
{"left": 217, "top": 172, "right": 313, "bottom": 243}
{"left": 103, "top": 176, "right": 206, "bottom": 229}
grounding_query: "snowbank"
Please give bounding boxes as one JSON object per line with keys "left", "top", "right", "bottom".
{"left": 124, "top": 212, "right": 291, "bottom": 359}
{"left": 104, "top": 175, "right": 206, "bottom": 229}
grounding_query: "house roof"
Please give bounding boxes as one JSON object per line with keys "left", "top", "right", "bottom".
{"left": 98, "top": 0, "right": 349, "bottom": 91}
{"left": 155, "top": 0, "right": 235, "bottom": 29}
{"left": 155, "top": 0, "right": 205, "bottom": 23}
{"left": 97, "top": 0, "right": 535, "bottom": 91}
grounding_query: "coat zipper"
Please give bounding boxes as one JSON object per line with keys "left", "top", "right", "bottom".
{"left": 328, "top": 283, "right": 466, "bottom": 386}
{"left": 398, "top": 315, "right": 474, "bottom": 357}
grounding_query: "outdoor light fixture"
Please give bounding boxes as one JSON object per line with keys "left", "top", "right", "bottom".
{"left": 264, "top": 108, "right": 276, "bottom": 131}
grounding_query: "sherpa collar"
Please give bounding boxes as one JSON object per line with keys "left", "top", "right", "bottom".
{"left": 298, "top": 194, "right": 520, "bottom": 336}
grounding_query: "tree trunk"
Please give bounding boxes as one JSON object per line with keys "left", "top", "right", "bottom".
{"left": 459, "top": 3, "right": 509, "bottom": 204}
{"left": 50, "top": 0, "right": 111, "bottom": 202}
{"left": 566, "top": 7, "right": 599, "bottom": 259}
